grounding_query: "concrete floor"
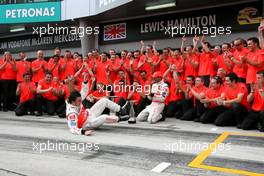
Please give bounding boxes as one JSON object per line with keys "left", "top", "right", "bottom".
{"left": 0, "top": 112, "right": 263, "bottom": 176}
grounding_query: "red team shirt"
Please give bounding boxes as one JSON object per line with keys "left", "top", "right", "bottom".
{"left": 16, "top": 60, "right": 31, "bottom": 82}
{"left": 139, "top": 54, "right": 158, "bottom": 77}
{"left": 216, "top": 54, "right": 233, "bottom": 74}
{"left": 38, "top": 79, "right": 58, "bottom": 101}
{"left": 108, "top": 58, "right": 121, "bottom": 83}
{"left": 166, "top": 78, "right": 184, "bottom": 103}
{"left": 48, "top": 58, "right": 60, "bottom": 78}
{"left": 173, "top": 56, "right": 184, "bottom": 79}
{"left": 205, "top": 87, "right": 223, "bottom": 108}
{"left": 184, "top": 54, "right": 199, "bottom": 78}
{"left": 0, "top": 58, "right": 3, "bottom": 79}
{"left": 223, "top": 83, "right": 250, "bottom": 111}
{"left": 1, "top": 62, "right": 17, "bottom": 80}
{"left": 130, "top": 58, "right": 140, "bottom": 77}
{"left": 59, "top": 59, "right": 76, "bottom": 80}
{"left": 198, "top": 52, "right": 215, "bottom": 77}
{"left": 232, "top": 48, "right": 249, "bottom": 79}
{"left": 191, "top": 85, "right": 208, "bottom": 106}
{"left": 251, "top": 85, "right": 264, "bottom": 111}
{"left": 159, "top": 56, "right": 174, "bottom": 74}
{"left": 18, "top": 82, "right": 36, "bottom": 103}
{"left": 246, "top": 50, "right": 264, "bottom": 84}
{"left": 32, "top": 59, "right": 48, "bottom": 83}
{"left": 129, "top": 91, "right": 141, "bottom": 105}
{"left": 95, "top": 60, "right": 110, "bottom": 85}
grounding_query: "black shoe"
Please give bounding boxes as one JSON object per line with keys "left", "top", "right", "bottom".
{"left": 258, "top": 122, "right": 264, "bottom": 132}
{"left": 8, "top": 107, "right": 15, "bottom": 111}
{"left": 3, "top": 108, "right": 8, "bottom": 112}
{"left": 119, "top": 101, "right": 130, "bottom": 116}
{"left": 194, "top": 118, "right": 200, "bottom": 122}
{"left": 58, "top": 113, "right": 66, "bottom": 118}
{"left": 175, "top": 111, "right": 183, "bottom": 119}
{"left": 118, "top": 115, "right": 130, "bottom": 122}
{"left": 237, "top": 124, "right": 242, "bottom": 129}
{"left": 128, "top": 117, "right": 136, "bottom": 124}
{"left": 35, "top": 112, "right": 43, "bottom": 116}
{"left": 159, "top": 115, "right": 165, "bottom": 122}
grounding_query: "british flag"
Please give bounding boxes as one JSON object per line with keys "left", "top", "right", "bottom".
{"left": 104, "top": 23, "right": 127, "bottom": 41}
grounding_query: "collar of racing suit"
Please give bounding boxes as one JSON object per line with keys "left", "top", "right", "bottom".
{"left": 66, "top": 100, "right": 81, "bottom": 117}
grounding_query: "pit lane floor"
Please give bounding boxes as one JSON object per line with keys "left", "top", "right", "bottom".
{"left": 0, "top": 112, "right": 263, "bottom": 176}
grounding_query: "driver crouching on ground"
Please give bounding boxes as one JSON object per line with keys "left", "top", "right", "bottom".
{"left": 66, "top": 73, "right": 130, "bottom": 136}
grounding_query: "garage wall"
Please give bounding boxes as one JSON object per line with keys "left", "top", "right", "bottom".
{"left": 99, "top": 31, "right": 258, "bottom": 52}
{"left": 11, "top": 47, "right": 81, "bottom": 60}
{"left": 8, "top": 30, "right": 258, "bottom": 59}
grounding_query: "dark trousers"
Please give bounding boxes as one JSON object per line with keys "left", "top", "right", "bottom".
{"left": 1, "top": 79, "right": 17, "bottom": 110}
{"left": 164, "top": 99, "right": 193, "bottom": 119}
{"left": 241, "top": 110, "right": 264, "bottom": 130}
{"left": 181, "top": 100, "right": 206, "bottom": 121}
{"left": 56, "top": 96, "right": 66, "bottom": 117}
{"left": 36, "top": 94, "right": 61, "bottom": 115}
{"left": 200, "top": 106, "right": 228, "bottom": 124}
{"left": 215, "top": 103, "right": 248, "bottom": 126}
{"left": 15, "top": 99, "right": 35, "bottom": 116}
{"left": 134, "top": 97, "right": 151, "bottom": 117}
{"left": 117, "top": 97, "right": 126, "bottom": 107}
{"left": 16, "top": 81, "right": 23, "bottom": 104}
{"left": 166, "top": 100, "right": 183, "bottom": 117}
{"left": 182, "top": 99, "right": 194, "bottom": 114}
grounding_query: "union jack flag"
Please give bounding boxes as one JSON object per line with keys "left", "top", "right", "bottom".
{"left": 104, "top": 23, "right": 126, "bottom": 41}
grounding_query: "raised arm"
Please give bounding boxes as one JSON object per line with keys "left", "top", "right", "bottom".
{"left": 80, "top": 73, "right": 90, "bottom": 101}
{"left": 200, "top": 35, "right": 210, "bottom": 53}
{"left": 258, "top": 19, "right": 264, "bottom": 49}
{"left": 152, "top": 41, "right": 159, "bottom": 56}
{"left": 192, "top": 35, "right": 200, "bottom": 53}
{"left": 181, "top": 35, "right": 187, "bottom": 53}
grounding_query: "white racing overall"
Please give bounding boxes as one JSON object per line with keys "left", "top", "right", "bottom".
{"left": 66, "top": 83, "right": 121, "bottom": 135}
{"left": 137, "top": 80, "right": 169, "bottom": 123}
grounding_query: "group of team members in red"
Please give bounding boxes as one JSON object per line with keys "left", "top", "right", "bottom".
{"left": 0, "top": 21, "right": 264, "bottom": 132}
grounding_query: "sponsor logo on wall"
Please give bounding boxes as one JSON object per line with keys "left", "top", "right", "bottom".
{"left": 237, "top": 7, "right": 262, "bottom": 25}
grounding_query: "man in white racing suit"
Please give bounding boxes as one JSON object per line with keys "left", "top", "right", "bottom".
{"left": 135, "top": 71, "right": 169, "bottom": 124}
{"left": 66, "top": 75, "right": 130, "bottom": 135}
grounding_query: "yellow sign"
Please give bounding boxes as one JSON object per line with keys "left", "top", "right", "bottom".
{"left": 237, "top": 7, "right": 262, "bottom": 25}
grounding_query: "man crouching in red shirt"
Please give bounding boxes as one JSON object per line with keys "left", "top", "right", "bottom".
{"left": 35, "top": 71, "right": 62, "bottom": 116}
{"left": 15, "top": 72, "right": 36, "bottom": 116}
{"left": 241, "top": 70, "right": 264, "bottom": 131}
